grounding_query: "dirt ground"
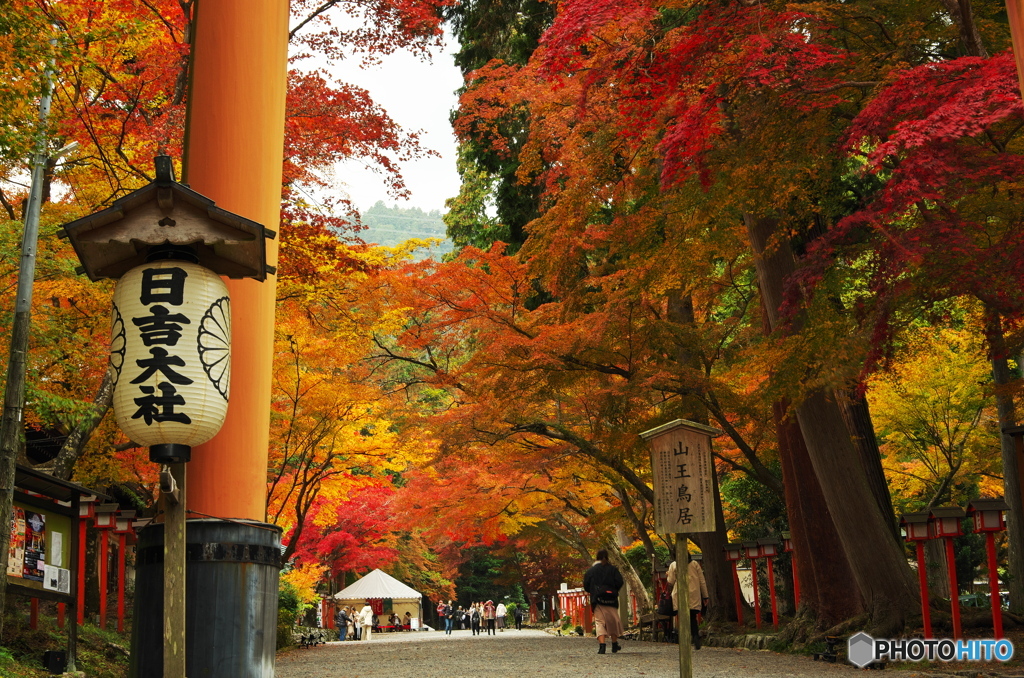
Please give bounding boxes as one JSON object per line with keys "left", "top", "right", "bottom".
{"left": 276, "top": 628, "right": 874, "bottom": 677}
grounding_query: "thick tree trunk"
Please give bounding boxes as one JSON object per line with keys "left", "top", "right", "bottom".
{"left": 939, "top": 0, "right": 989, "bottom": 58}
{"left": 793, "top": 393, "right": 919, "bottom": 633}
{"left": 773, "top": 401, "right": 862, "bottom": 627}
{"left": 985, "top": 309, "right": 1024, "bottom": 614}
{"left": 925, "top": 538, "right": 951, "bottom": 602}
{"left": 839, "top": 390, "right": 901, "bottom": 546}
{"left": 745, "top": 213, "right": 919, "bottom": 634}
{"left": 760, "top": 291, "right": 863, "bottom": 628}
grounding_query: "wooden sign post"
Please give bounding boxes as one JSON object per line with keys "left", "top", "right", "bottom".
{"left": 641, "top": 419, "right": 722, "bottom": 678}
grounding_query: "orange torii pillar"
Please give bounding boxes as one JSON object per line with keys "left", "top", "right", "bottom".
{"left": 1008, "top": 0, "right": 1024, "bottom": 95}
{"left": 128, "top": 2, "right": 289, "bottom": 677}
{"left": 184, "top": 0, "right": 289, "bottom": 673}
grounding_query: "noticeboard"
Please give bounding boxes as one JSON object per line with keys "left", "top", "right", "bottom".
{"left": 640, "top": 419, "right": 722, "bottom": 535}
{"left": 6, "top": 500, "right": 73, "bottom": 596}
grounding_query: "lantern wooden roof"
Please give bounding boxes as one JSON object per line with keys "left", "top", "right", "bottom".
{"left": 899, "top": 511, "right": 930, "bottom": 527}
{"left": 57, "top": 156, "right": 276, "bottom": 282}
{"left": 929, "top": 507, "right": 967, "bottom": 520}
{"left": 724, "top": 542, "right": 744, "bottom": 556}
{"left": 967, "top": 498, "right": 1010, "bottom": 514}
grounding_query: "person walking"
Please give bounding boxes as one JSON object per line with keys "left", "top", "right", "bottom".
{"left": 444, "top": 600, "right": 455, "bottom": 635}
{"left": 513, "top": 605, "right": 524, "bottom": 630}
{"left": 687, "top": 555, "right": 709, "bottom": 650}
{"left": 470, "top": 603, "right": 481, "bottom": 635}
{"left": 496, "top": 602, "right": 507, "bottom": 631}
{"left": 483, "top": 600, "right": 497, "bottom": 635}
{"left": 358, "top": 601, "right": 376, "bottom": 641}
{"left": 583, "top": 549, "right": 624, "bottom": 655}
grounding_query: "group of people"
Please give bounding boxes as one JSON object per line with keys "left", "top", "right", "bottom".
{"left": 386, "top": 611, "right": 412, "bottom": 629}
{"left": 583, "top": 548, "right": 708, "bottom": 655}
{"left": 333, "top": 549, "right": 708, "bottom": 656}
{"left": 335, "top": 601, "right": 414, "bottom": 641}
{"left": 436, "top": 600, "right": 526, "bottom": 635}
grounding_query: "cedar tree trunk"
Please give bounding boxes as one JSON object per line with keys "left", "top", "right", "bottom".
{"left": 745, "top": 213, "right": 919, "bottom": 634}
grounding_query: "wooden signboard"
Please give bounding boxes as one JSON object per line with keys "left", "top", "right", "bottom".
{"left": 6, "top": 501, "right": 72, "bottom": 595}
{"left": 640, "top": 419, "right": 721, "bottom": 535}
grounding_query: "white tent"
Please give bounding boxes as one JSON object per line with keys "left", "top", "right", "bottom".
{"left": 333, "top": 569, "right": 424, "bottom": 629}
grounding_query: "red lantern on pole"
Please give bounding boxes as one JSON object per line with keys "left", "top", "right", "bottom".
{"left": 781, "top": 531, "right": 799, "bottom": 609}
{"left": 900, "top": 511, "right": 933, "bottom": 638}
{"left": 724, "top": 543, "right": 745, "bottom": 625}
{"left": 758, "top": 538, "right": 781, "bottom": 630}
{"left": 742, "top": 541, "right": 761, "bottom": 629}
{"left": 929, "top": 507, "right": 966, "bottom": 640}
{"left": 967, "top": 498, "right": 1009, "bottom": 640}
{"left": 93, "top": 503, "right": 119, "bottom": 630}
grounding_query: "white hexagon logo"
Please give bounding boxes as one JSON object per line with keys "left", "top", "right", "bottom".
{"left": 847, "top": 632, "right": 875, "bottom": 668}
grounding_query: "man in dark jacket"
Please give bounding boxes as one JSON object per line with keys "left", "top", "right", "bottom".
{"left": 335, "top": 607, "right": 350, "bottom": 641}
{"left": 583, "top": 549, "right": 625, "bottom": 654}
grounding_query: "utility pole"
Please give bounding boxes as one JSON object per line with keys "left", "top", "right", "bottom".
{"left": 0, "top": 48, "right": 54, "bottom": 640}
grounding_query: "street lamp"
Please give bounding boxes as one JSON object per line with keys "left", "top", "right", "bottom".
{"left": 742, "top": 540, "right": 762, "bottom": 629}
{"left": 899, "top": 512, "right": 933, "bottom": 638}
{"left": 93, "top": 503, "right": 118, "bottom": 630}
{"left": 724, "top": 543, "right": 745, "bottom": 625}
{"left": 929, "top": 506, "right": 966, "bottom": 639}
{"left": 59, "top": 155, "right": 274, "bottom": 465}
{"left": 58, "top": 155, "right": 274, "bottom": 676}
{"left": 967, "top": 498, "right": 1009, "bottom": 639}
{"left": 758, "top": 538, "right": 781, "bottom": 630}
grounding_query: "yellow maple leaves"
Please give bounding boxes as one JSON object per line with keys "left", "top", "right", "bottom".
{"left": 868, "top": 320, "right": 1004, "bottom": 511}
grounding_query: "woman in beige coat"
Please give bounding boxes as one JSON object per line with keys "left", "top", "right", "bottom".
{"left": 666, "top": 553, "right": 709, "bottom": 649}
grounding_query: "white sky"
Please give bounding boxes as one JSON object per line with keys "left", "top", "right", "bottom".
{"left": 313, "top": 35, "right": 465, "bottom": 215}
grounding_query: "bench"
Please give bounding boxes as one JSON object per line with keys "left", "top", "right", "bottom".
{"left": 638, "top": 613, "right": 673, "bottom": 642}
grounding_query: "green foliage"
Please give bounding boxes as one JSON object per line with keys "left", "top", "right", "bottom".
{"left": 720, "top": 462, "right": 788, "bottom": 540}
{"left": 954, "top": 529, "right": 987, "bottom": 595}
{"left": 443, "top": 0, "right": 553, "bottom": 255}
{"left": 444, "top": 0, "right": 554, "bottom": 73}
{"left": 360, "top": 201, "right": 452, "bottom": 259}
{"left": 277, "top": 608, "right": 296, "bottom": 651}
{"left": 623, "top": 542, "right": 670, "bottom": 592}
{"left": 0, "top": 605, "right": 129, "bottom": 677}
{"left": 453, "top": 546, "right": 512, "bottom": 606}
{"left": 278, "top": 577, "right": 305, "bottom": 617}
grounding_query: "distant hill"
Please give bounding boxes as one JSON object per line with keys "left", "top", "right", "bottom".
{"left": 359, "top": 201, "right": 453, "bottom": 259}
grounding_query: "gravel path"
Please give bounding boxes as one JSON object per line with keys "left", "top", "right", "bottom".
{"left": 274, "top": 628, "right": 863, "bottom": 677}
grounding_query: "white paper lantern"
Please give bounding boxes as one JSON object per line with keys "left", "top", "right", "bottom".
{"left": 111, "top": 260, "right": 231, "bottom": 452}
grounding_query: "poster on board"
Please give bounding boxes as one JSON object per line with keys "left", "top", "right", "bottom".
{"left": 6, "top": 507, "right": 25, "bottom": 578}
{"left": 43, "top": 564, "right": 71, "bottom": 594}
{"left": 22, "top": 512, "right": 46, "bottom": 582}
